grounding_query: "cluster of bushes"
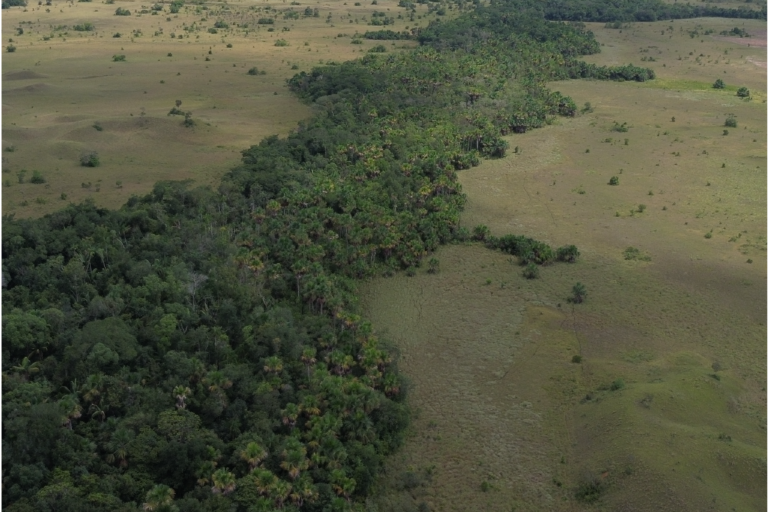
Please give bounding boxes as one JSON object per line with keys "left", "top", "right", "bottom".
{"left": 363, "top": 29, "right": 414, "bottom": 40}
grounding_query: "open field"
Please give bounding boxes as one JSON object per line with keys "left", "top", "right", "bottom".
{"left": 1, "top": 0, "right": 427, "bottom": 216}
{"left": 362, "top": 17, "right": 766, "bottom": 512}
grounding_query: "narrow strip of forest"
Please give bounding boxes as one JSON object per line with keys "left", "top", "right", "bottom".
{"left": 8, "top": 0, "right": 759, "bottom": 509}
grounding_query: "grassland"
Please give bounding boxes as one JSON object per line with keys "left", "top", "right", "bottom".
{"left": 1, "top": 0, "right": 426, "bottom": 217}
{"left": 362, "top": 17, "right": 766, "bottom": 512}
{"left": 3, "top": 3, "right": 765, "bottom": 511}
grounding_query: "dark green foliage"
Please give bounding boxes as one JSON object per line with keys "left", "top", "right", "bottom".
{"left": 364, "top": 29, "right": 413, "bottom": 40}
{"left": 112, "top": 54, "right": 126, "bottom": 62}
{"left": 368, "top": 44, "right": 387, "bottom": 53}
{"left": 713, "top": 78, "right": 725, "bottom": 89}
{"left": 7, "top": 44, "right": 17, "bottom": 53}
{"left": 575, "top": 479, "right": 603, "bottom": 503}
{"left": 724, "top": 115, "right": 737, "bottom": 128}
{"left": 570, "top": 282, "right": 587, "bottom": 303}
{"left": 608, "top": 176, "right": 619, "bottom": 185}
{"left": 556, "top": 245, "right": 580, "bottom": 262}
{"left": 73, "top": 22, "right": 95, "bottom": 31}
{"left": 522, "top": 263, "right": 539, "bottom": 279}
{"left": 571, "top": 355, "right": 582, "bottom": 363}
{"left": 736, "top": 87, "right": 750, "bottom": 98}
{"left": 539, "top": 0, "right": 765, "bottom": 22}
{"left": 30, "top": 171, "right": 46, "bottom": 184}
{"left": 2, "top": 0, "right": 27, "bottom": 8}
{"left": 115, "top": 7, "right": 130, "bottom": 15}
{"left": 79, "top": 151, "right": 100, "bottom": 167}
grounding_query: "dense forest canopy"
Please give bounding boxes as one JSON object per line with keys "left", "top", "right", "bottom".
{"left": 0, "top": 0, "right": 671, "bottom": 510}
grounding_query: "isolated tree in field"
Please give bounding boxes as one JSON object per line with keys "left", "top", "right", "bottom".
{"left": 175, "top": 99, "right": 182, "bottom": 108}
{"left": 570, "top": 282, "right": 587, "bottom": 303}
{"left": 724, "top": 115, "right": 737, "bottom": 128}
{"left": 712, "top": 78, "right": 725, "bottom": 89}
{"left": 736, "top": 87, "right": 749, "bottom": 98}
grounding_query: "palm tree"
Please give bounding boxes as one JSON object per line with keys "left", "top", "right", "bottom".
{"left": 88, "top": 403, "right": 108, "bottom": 422}
{"left": 300, "top": 347, "right": 317, "bottom": 380}
{"left": 11, "top": 356, "right": 40, "bottom": 381}
{"left": 211, "top": 468, "right": 236, "bottom": 495}
{"left": 289, "top": 475, "right": 318, "bottom": 508}
{"left": 240, "top": 441, "right": 267, "bottom": 471}
{"left": 58, "top": 395, "right": 82, "bottom": 430}
{"left": 173, "top": 385, "right": 192, "bottom": 410}
{"left": 280, "top": 439, "right": 309, "bottom": 480}
{"left": 82, "top": 373, "right": 105, "bottom": 405}
{"left": 106, "top": 428, "right": 133, "bottom": 468}
{"left": 143, "top": 484, "right": 175, "bottom": 511}
{"left": 281, "top": 403, "right": 300, "bottom": 430}
{"left": 271, "top": 478, "right": 292, "bottom": 509}
{"left": 252, "top": 467, "right": 278, "bottom": 495}
{"left": 195, "top": 460, "right": 218, "bottom": 486}
{"left": 330, "top": 469, "right": 356, "bottom": 501}
{"left": 263, "top": 355, "right": 284, "bottom": 374}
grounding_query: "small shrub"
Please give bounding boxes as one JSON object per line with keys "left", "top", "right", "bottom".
{"left": 571, "top": 355, "right": 582, "bottom": 363}
{"left": 611, "top": 121, "right": 628, "bottom": 132}
{"left": 637, "top": 204, "right": 646, "bottom": 213}
{"left": 712, "top": 78, "right": 725, "bottom": 89}
{"left": 16, "top": 170, "right": 27, "bottom": 183}
{"left": 722, "top": 129, "right": 729, "bottom": 136}
{"left": 113, "top": 32, "right": 121, "bottom": 38}
{"left": 610, "top": 378, "right": 625, "bottom": 391}
{"left": 569, "top": 282, "right": 586, "bottom": 303}
{"left": 704, "top": 231, "right": 712, "bottom": 239}
{"left": 608, "top": 176, "right": 619, "bottom": 185}
{"left": 92, "top": 123, "right": 103, "bottom": 131}
{"left": 112, "top": 54, "right": 126, "bottom": 62}
{"left": 4, "top": 145, "right": 16, "bottom": 152}
{"left": 480, "top": 481, "right": 490, "bottom": 492}
{"left": 623, "top": 247, "right": 651, "bottom": 261}
{"left": 556, "top": 245, "right": 580, "bottom": 263}
{"left": 736, "top": 86, "right": 750, "bottom": 98}
{"left": 60, "top": 192, "right": 67, "bottom": 200}
{"left": 351, "top": 38, "right": 363, "bottom": 44}
{"left": 80, "top": 151, "right": 100, "bottom": 167}
{"left": 575, "top": 479, "right": 603, "bottom": 503}
{"left": 368, "top": 44, "right": 386, "bottom": 53}
{"left": 274, "top": 39, "right": 288, "bottom": 46}
{"left": 30, "top": 171, "right": 45, "bottom": 184}
{"left": 226, "top": 43, "right": 232, "bottom": 48}
{"left": 427, "top": 257, "right": 439, "bottom": 274}
{"left": 522, "top": 263, "right": 539, "bottom": 279}
{"left": 207, "top": 28, "right": 218, "bottom": 34}
{"left": 114, "top": 7, "right": 130, "bottom": 15}
{"left": 6, "top": 44, "right": 16, "bottom": 52}
{"left": 471, "top": 224, "right": 490, "bottom": 241}
{"left": 724, "top": 115, "right": 737, "bottom": 128}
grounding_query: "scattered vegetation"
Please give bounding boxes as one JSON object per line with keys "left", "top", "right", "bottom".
{"left": 79, "top": 150, "right": 100, "bottom": 167}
